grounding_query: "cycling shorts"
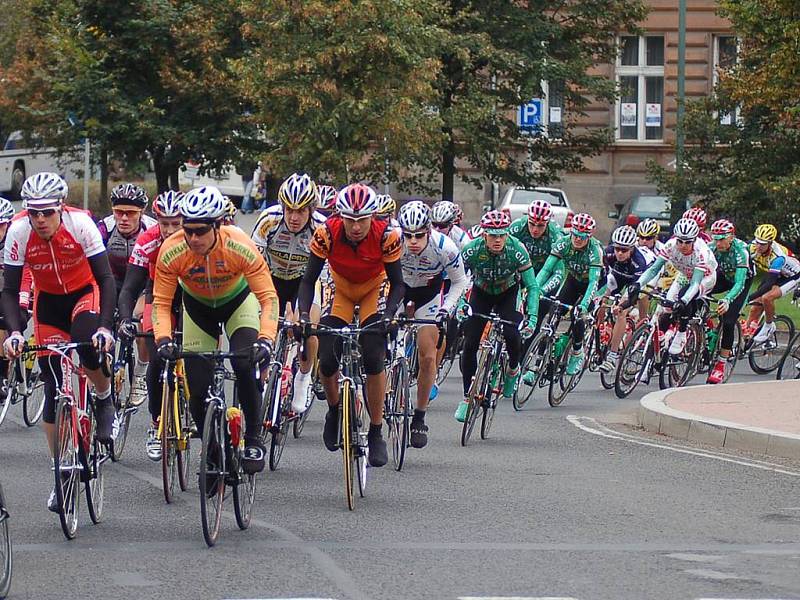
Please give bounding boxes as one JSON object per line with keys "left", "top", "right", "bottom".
{"left": 403, "top": 284, "right": 442, "bottom": 325}
{"left": 323, "top": 272, "right": 388, "bottom": 322}
{"left": 666, "top": 272, "right": 715, "bottom": 303}
{"left": 776, "top": 273, "right": 800, "bottom": 297}
{"left": 34, "top": 285, "right": 99, "bottom": 354}
{"left": 182, "top": 287, "right": 260, "bottom": 352}
{"left": 273, "top": 276, "right": 322, "bottom": 317}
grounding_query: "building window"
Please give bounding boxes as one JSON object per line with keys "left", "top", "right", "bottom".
{"left": 714, "top": 35, "right": 739, "bottom": 125}
{"left": 616, "top": 35, "right": 664, "bottom": 141}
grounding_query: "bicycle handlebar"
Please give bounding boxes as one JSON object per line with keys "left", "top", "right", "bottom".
{"left": 25, "top": 341, "right": 113, "bottom": 377}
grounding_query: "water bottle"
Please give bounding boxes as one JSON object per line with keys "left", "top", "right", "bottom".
{"left": 280, "top": 365, "right": 292, "bottom": 399}
{"left": 553, "top": 333, "right": 569, "bottom": 359}
{"left": 226, "top": 407, "right": 244, "bottom": 450}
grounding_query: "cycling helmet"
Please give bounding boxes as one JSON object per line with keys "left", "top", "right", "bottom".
{"left": 754, "top": 223, "right": 778, "bottom": 244}
{"left": 683, "top": 207, "right": 707, "bottom": 230}
{"left": 21, "top": 172, "right": 68, "bottom": 208}
{"left": 398, "top": 200, "right": 430, "bottom": 232}
{"left": 318, "top": 185, "right": 337, "bottom": 212}
{"left": 571, "top": 213, "right": 596, "bottom": 235}
{"left": 180, "top": 186, "right": 227, "bottom": 222}
{"left": 223, "top": 197, "right": 237, "bottom": 223}
{"left": 278, "top": 172, "right": 318, "bottom": 210}
{"left": 431, "top": 201, "right": 458, "bottom": 226}
{"left": 376, "top": 194, "right": 396, "bottom": 217}
{"left": 480, "top": 209, "right": 511, "bottom": 234}
{"left": 454, "top": 204, "right": 464, "bottom": 225}
{"left": 0, "top": 197, "right": 14, "bottom": 224}
{"left": 110, "top": 183, "right": 148, "bottom": 209}
{"left": 336, "top": 183, "right": 378, "bottom": 218}
{"left": 611, "top": 225, "right": 638, "bottom": 248}
{"left": 469, "top": 224, "right": 483, "bottom": 239}
{"left": 637, "top": 218, "right": 661, "bottom": 238}
{"left": 710, "top": 219, "right": 735, "bottom": 238}
{"left": 152, "top": 190, "right": 184, "bottom": 218}
{"left": 527, "top": 200, "right": 553, "bottom": 223}
{"left": 673, "top": 217, "right": 700, "bottom": 241}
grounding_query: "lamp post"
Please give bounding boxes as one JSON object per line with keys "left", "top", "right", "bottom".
{"left": 672, "top": 0, "right": 687, "bottom": 223}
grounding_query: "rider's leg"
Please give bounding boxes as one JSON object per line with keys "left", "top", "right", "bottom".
{"left": 180, "top": 298, "right": 221, "bottom": 435}
{"left": 415, "top": 324, "right": 439, "bottom": 411}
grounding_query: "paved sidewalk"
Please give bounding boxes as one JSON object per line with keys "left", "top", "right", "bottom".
{"left": 639, "top": 380, "right": 800, "bottom": 459}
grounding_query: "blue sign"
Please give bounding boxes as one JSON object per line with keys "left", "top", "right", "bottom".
{"left": 518, "top": 99, "right": 543, "bottom": 133}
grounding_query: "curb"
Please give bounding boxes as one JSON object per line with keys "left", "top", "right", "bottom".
{"left": 638, "top": 382, "right": 800, "bottom": 460}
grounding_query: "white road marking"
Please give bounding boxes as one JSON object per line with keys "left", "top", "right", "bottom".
{"left": 566, "top": 415, "right": 800, "bottom": 477}
{"left": 459, "top": 597, "right": 578, "bottom": 600}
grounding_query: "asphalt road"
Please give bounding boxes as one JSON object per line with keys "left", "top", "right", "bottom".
{"left": 2, "top": 211, "right": 799, "bottom": 600}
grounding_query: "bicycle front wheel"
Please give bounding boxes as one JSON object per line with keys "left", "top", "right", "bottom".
{"left": 177, "top": 376, "right": 191, "bottom": 492}
{"left": 53, "top": 401, "right": 80, "bottom": 540}
{"left": 0, "top": 486, "right": 12, "bottom": 599}
{"left": 84, "top": 400, "right": 105, "bottom": 525}
{"left": 514, "top": 332, "right": 550, "bottom": 410}
{"left": 340, "top": 380, "right": 355, "bottom": 511}
{"left": 110, "top": 356, "right": 133, "bottom": 462}
{"left": 660, "top": 322, "right": 702, "bottom": 389}
{"left": 776, "top": 332, "right": 800, "bottom": 380}
{"left": 614, "top": 325, "right": 652, "bottom": 399}
{"left": 462, "top": 349, "right": 490, "bottom": 446}
{"left": 160, "top": 381, "right": 177, "bottom": 504}
{"left": 387, "top": 359, "right": 410, "bottom": 471}
{"left": 354, "top": 390, "right": 368, "bottom": 498}
{"left": 269, "top": 395, "right": 291, "bottom": 471}
{"left": 749, "top": 315, "right": 794, "bottom": 374}
{"left": 232, "top": 459, "right": 256, "bottom": 531}
{"left": 21, "top": 361, "right": 45, "bottom": 427}
{"left": 199, "top": 402, "right": 225, "bottom": 547}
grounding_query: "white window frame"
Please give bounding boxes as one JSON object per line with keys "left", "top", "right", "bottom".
{"left": 713, "top": 34, "right": 740, "bottom": 126}
{"left": 615, "top": 35, "right": 665, "bottom": 142}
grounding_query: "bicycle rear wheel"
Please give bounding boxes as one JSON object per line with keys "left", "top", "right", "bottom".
{"left": 53, "top": 401, "right": 80, "bottom": 540}
{"left": 110, "top": 353, "right": 133, "bottom": 461}
{"left": 21, "top": 361, "right": 45, "bottom": 427}
{"left": 340, "top": 380, "right": 355, "bottom": 511}
{"left": 354, "top": 390, "right": 368, "bottom": 498}
{"left": 437, "top": 332, "right": 461, "bottom": 385}
{"left": 160, "top": 382, "right": 177, "bottom": 504}
{"left": 776, "top": 332, "right": 800, "bottom": 380}
{"left": 0, "top": 486, "right": 10, "bottom": 600}
{"left": 513, "top": 332, "right": 550, "bottom": 410}
{"left": 548, "top": 337, "right": 575, "bottom": 407}
{"left": 177, "top": 377, "right": 191, "bottom": 492}
{"left": 199, "top": 402, "right": 225, "bottom": 547}
{"left": 481, "top": 357, "right": 503, "bottom": 440}
{"left": 749, "top": 315, "right": 794, "bottom": 374}
{"left": 660, "top": 322, "right": 702, "bottom": 389}
{"left": 84, "top": 400, "right": 105, "bottom": 525}
{"left": 232, "top": 458, "right": 256, "bottom": 530}
{"left": 292, "top": 373, "right": 315, "bottom": 438}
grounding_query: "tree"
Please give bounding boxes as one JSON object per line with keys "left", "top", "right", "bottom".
{"left": 0, "top": 0, "right": 266, "bottom": 198}
{"left": 427, "top": 0, "right": 648, "bottom": 201}
{"left": 650, "top": 0, "right": 800, "bottom": 245}
{"left": 237, "top": 0, "right": 444, "bottom": 186}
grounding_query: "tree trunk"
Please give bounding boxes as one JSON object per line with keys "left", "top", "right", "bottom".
{"left": 151, "top": 146, "right": 172, "bottom": 193}
{"left": 168, "top": 166, "right": 180, "bottom": 191}
{"left": 441, "top": 128, "right": 455, "bottom": 202}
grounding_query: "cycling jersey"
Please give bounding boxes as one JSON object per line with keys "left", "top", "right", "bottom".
{"left": 547, "top": 236, "right": 604, "bottom": 282}
{"left": 461, "top": 235, "right": 532, "bottom": 295}
{"left": 601, "top": 244, "right": 653, "bottom": 294}
{"left": 447, "top": 224, "right": 469, "bottom": 250}
{"left": 658, "top": 237, "right": 718, "bottom": 280}
{"left": 401, "top": 230, "right": 467, "bottom": 313}
{"left": 310, "top": 216, "right": 403, "bottom": 283}
{"left": 251, "top": 206, "right": 327, "bottom": 281}
{"left": 508, "top": 218, "right": 564, "bottom": 270}
{"left": 129, "top": 224, "right": 163, "bottom": 281}
{"left": 711, "top": 237, "right": 753, "bottom": 280}
{"left": 152, "top": 225, "right": 279, "bottom": 342}
{"left": 98, "top": 214, "right": 157, "bottom": 289}
{"left": 749, "top": 240, "right": 800, "bottom": 277}
{"left": 5, "top": 206, "right": 105, "bottom": 295}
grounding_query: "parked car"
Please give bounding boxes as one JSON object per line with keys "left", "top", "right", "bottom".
{"left": 0, "top": 131, "right": 83, "bottom": 200}
{"left": 495, "top": 186, "right": 573, "bottom": 228}
{"left": 608, "top": 193, "right": 691, "bottom": 240}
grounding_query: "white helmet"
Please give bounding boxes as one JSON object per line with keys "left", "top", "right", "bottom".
{"left": 21, "top": 172, "right": 68, "bottom": 208}
{"left": 398, "top": 201, "right": 431, "bottom": 232}
{"left": 431, "top": 200, "right": 458, "bottom": 226}
{"left": 0, "top": 197, "right": 14, "bottom": 224}
{"left": 611, "top": 225, "right": 638, "bottom": 248}
{"left": 180, "top": 186, "right": 227, "bottom": 222}
{"left": 673, "top": 217, "right": 700, "bottom": 241}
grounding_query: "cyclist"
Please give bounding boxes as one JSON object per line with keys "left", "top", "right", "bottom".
{"left": 0, "top": 198, "right": 17, "bottom": 388}
{"left": 683, "top": 207, "right": 711, "bottom": 243}
{"left": 454, "top": 210, "right": 539, "bottom": 422}
{"left": 598, "top": 225, "right": 654, "bottom": 373}
{"left": 707, "top": 219, "right": 753, "bottom": 384}
{"left": 397, "top": 201, "right": 467, "bottom": 446}
{"left": 2, "top": 172, "right": 116, "bottom": 511}
{"left": 636, "top": 218, "right": 664, "bottom": 256}
{"left": 251, "top": 173, "right": 326, "bottom": 412}
{"left": 508, "top": 200, "right": 565, "bottom": 293}
{"left": 118, "top": 191, "right": 185, "bottom": 460}
{"left": 535, "top": 213, "right": 604, "bottom": 375}
{"left": 296, "top": 183, "right": 405, "bottom": 468}
{"left": 628, "top": 218, "right": 718, "bottom": 355}
{"left": 222, "top": 197, "right": 238, "bottom": 226}
{"left": 431, "top": 201, "right": 469, "bottom": 250}
{"left": 375, "top": 194, "right": 397, "bottom": 223}
{"left": 152, "top": 186, "right": 279, "bottom": 475}
{"left": 746, "top": 223, "right": 800, "bottom": 342}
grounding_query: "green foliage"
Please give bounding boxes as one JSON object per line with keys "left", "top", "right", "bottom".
{"left": 650, "top": 0, "right": 800, "bottom": 246}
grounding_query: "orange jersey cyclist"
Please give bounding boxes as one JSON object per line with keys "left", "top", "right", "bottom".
{"left": 297, "top": 183, "right": 405, "bottom": 468}
{"left": 152, "top": 186, "right": 279, "bottom": 475}
{"left": 2, "top": 172, "right": 117, "bottom": 512}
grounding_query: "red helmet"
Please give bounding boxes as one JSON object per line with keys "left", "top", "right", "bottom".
{"left": 710, "top": 218, "right": 735, "bottom": 237}
{"left": 480, "top": 209, "right": 511, "bottom": 233}
{"left": 336, "top": 183, "right": 378, "bottom": 218}
{"left": 683, "top": 207, "right": 707, "bottom": 230}
{"left": 571, "top": 212, "right": 596, "bottom": 235}
{"left": 527, "top": 200, "right": 552, "bottom": 223}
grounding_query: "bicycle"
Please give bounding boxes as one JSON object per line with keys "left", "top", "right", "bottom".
{"left": 461, "top": 312, "right": 519, "bottom": 446}
{"left": 775, "top": 290, "right": 800, "bottom": 380}
{"left": 158, "top": 352, "right": 192, "bottom": 503}
{"left": 740, "top": 304, "right": 795, "bottom": 374}
{"left": 27, "top": 341, "right": 112, "bottom": 540}
{"left": 613, "top": 289, "right": 701, "bottom": 398}
{"left": 0, "top": 335, "right": 45, "bottom": 428}
{"left": 109, "top": 323, "right": 143, "bottom": 461}
{"left": 0, "top": 480, "right": 11, "bottom": 600}
{"left": 693, "top": 300, "right": 742, "bottom": 383}
{"left": 181, "top": 349, "right": 259, "bottom": 547}
{"left": 514, "top": 297, "right": 574, "bottom": 410}
{"left": 292, "top": 356, "right": 320, "bottom": 439}
{"left": 584, "top": 295, "right": 636, "bottom": 390}
{"left": 436, "top": 316, "right": 463, "bottom": 385}
{"left": 303, "top": 319, "right": 381, "bottom": 511}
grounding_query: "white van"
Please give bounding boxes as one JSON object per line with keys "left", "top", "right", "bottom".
{"left": 0, "top": 131, "right": 83, "bottom": 200}
{"left": 178, "top": 160, "right": 258, "bottom": 198}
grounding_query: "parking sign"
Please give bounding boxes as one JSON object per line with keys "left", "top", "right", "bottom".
{"left": 518, "top": 99, "right": 543, "bottom": 133}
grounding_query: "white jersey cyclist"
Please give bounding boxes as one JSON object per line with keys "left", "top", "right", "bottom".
{"left": 401, "top": 228, "right": 468, "bottom": 317}
{"left": 447, "top": 223, "right": 469, "bottom": 251}
{"left": 251, "top": 204, "right": 327, "bottom": 281}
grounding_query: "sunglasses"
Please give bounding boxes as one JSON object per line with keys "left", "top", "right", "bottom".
{"left": 571, "top": 231, "right": 590, "bottom": 240}
{"left": 28, "top": 208, "right": 58, "bottom": 218}
{"left": 614, "top": 245, "right": 632, "bottom": 253}
{"left": 183, "top": 224, "right": 214, "bottom": 238}
{"left": 113, "top": 208, "right": 142, "bottom": 218}
{"left": 638, "top": 235, "right": 656, "bottom": 241}
{"left": 676, "top": 238, "right": 695, "bottom": 245}
{"left": 402, "top": 231, "right": 427, "bottom": 240}
{"left": 432, "top": 223, "right": 451, "bottom": 231}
